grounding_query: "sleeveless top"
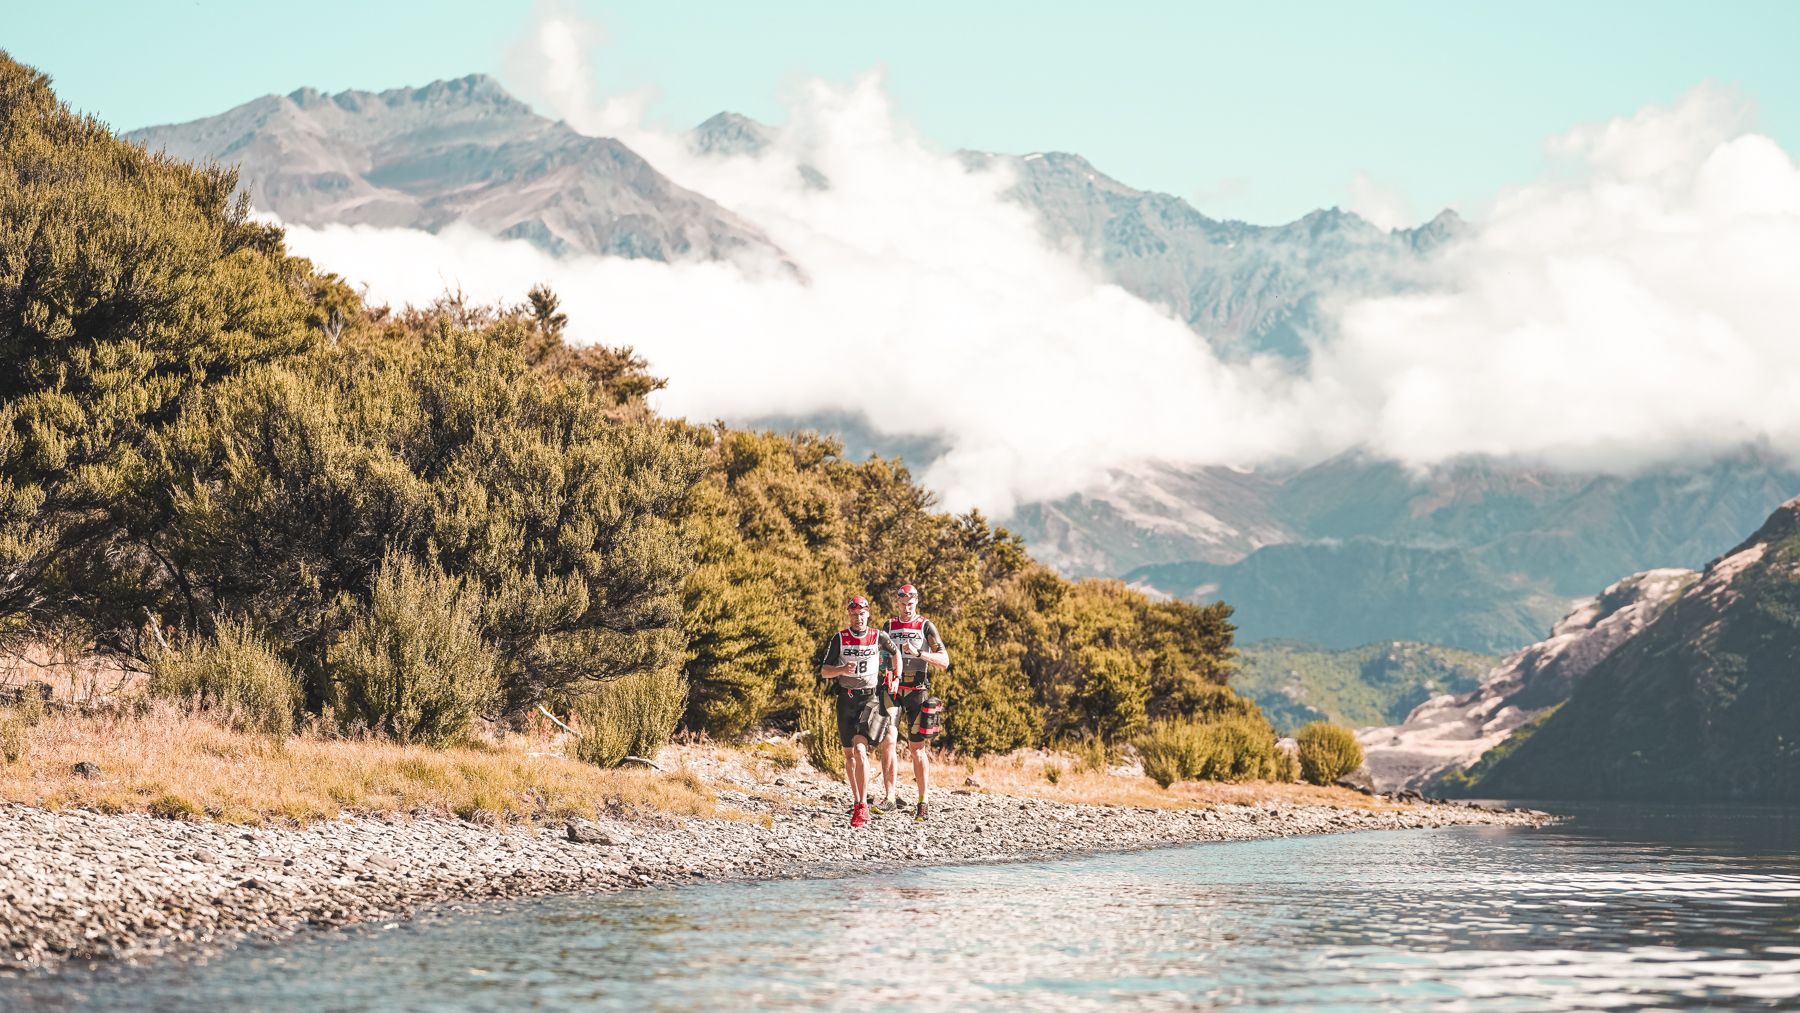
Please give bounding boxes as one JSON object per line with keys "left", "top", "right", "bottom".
{"left": 833, "top": 629, "right": 883, "bottom": 692}
{"left": 884, "top": 616, "right": 933, "bottom": 686}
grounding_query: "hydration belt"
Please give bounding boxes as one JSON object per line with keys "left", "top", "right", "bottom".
{"left": 844, "top": 686, "right": 878, "bottom": 698}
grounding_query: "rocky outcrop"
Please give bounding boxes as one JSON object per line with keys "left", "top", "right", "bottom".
{"left": 1357, "top": 568, "right": 1695, "bottom": 791}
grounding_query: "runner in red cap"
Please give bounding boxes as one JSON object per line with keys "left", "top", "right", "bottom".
{"left": 883, "top": 582, "right": 949, "bottom": 821}
{"left": 817, "top": 594, "right": 902, "bottom": 828}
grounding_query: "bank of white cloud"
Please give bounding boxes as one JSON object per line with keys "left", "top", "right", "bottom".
{"left": 280, "top": 49, "right": 1800, "bottom": 515}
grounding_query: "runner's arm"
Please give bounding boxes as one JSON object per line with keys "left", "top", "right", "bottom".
{"left": 918, "top": 620, "right": 950, "bottom": 671}
{"left": 877, "top": 631, "right": 904, "bottom": 689}
{"left": 818, "top": 636, "right": 853, "bottom": 679}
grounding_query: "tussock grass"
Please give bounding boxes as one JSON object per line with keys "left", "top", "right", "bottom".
{"left": 954, "top": 748, "right": 1398, "bottom": 812}
{"left": 0, "top": 704, "right": 714, "bottom": 826}
{"left": 752, "top": 740, "right": 800, "bottom": 772}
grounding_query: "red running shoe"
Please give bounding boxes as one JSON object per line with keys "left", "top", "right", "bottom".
{"left": 849, "top": 803, "right": 869, "bottom": 828}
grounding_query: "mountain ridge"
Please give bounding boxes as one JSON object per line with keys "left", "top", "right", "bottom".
{"left": 1461, "top": 496, "right": 1800, "bottom": 801}
{"left": 126, "top": 75, "right": 787, "bottom": 263}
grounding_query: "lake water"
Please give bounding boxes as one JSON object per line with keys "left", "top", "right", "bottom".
{"left": 10, "top": 804, "right": 1800, "bottom": 1010}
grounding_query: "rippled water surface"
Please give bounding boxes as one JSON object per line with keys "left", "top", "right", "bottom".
{"left": 11, "top": 804, "right": 1800, "bottom": 1010}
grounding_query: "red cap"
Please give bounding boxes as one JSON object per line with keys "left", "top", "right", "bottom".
{"left": 847, "top": 595, "right": 870, "bottom": 609}
{"left": 897, "top": 583, "right": 918, "bottom": 599}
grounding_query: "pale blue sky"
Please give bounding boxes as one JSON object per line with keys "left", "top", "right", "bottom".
{"left": 8, "top": 1, "right": 1797, "bottom": 224}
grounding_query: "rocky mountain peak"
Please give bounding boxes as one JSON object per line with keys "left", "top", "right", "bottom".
{"left": 280, "top": 73, "right": 534, "bottom": 123}
{"left": 1399, "top": 208, "right": 1468, "bottom": 252}
{"left": 689, "top": 111, "right": 775, "bottom": 157}
{"left": 1285, "top": 206, "right": 1381, "bottom": 241}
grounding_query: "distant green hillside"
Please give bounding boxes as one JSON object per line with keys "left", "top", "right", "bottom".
{"left": 1466, "top": 497, "right": 1800, "bottom": 801}
{"left": 1129, "top": 539, "right": 1572, "bottom": 653}
{"left": 1234, "top": 640, "right": 1496, "bottom": 735}
{"left": 1269, "top": 453, "right": 1800, "bottom": 597}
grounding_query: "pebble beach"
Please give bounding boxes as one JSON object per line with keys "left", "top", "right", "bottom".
{"left": 0, "top": 768, "right": 1550, "bottom": 974}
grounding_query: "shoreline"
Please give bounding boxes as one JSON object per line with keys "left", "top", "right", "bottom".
{"left": 0, "top": 774, "right": 1552, "bottom": 975}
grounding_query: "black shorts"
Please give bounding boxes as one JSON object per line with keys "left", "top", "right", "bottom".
{"left": 897, "top": 686, "right": 932, "bottom": 743}
{"left": 836, "top": 691, "right": 884, "bottom": 748}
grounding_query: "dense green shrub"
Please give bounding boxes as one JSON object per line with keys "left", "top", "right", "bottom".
{"left": 148, "top": 616, "right": 301, "bottom": 736}
{"left": 330, "top": 552, "right": 498, "bottom": 746}
{"left": 1296, "top": 721, "right": 1364, "bottom": 785}
{"left": 941, "top": 664, "right": 1041, "bottom": 757}
{"left": 571, "top": 666, "right": 688, "bottom": 768}
{"left": 1198, "top": 714, "right": 1280, "bottom": 781}
{"left": 677, "top": 469, "right": 807, "bottom": 738}
{"left": 1172, "top": 682, "right": 1262, "bottom": 722}
{"left": 0, "top": 54, "right": 320, "bottom": 647}
{"left": 1138, "top": 710, "right": 1281, "bottom": 788}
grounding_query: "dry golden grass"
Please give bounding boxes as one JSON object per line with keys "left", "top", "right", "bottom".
{"left": 953, "top": 748, "right": 1401, "bottom": 812}
{"left": 1, "top": 642, "right": 139, "bottom": 705}
{"left": 0, "top": 703, "right": 715, "bottom": 826}
{"left": 683, "top": 739, "right": 1401, "bottom": 814}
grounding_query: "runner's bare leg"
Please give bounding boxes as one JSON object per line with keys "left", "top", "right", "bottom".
{"left": 879, "top": 724, "right": 899, "bottom": 802}
{"left": 845, "top": 740, "right": 868, "bottom": 806}
{"left": 911, "top": 741, "right": 931, "bottom": 804}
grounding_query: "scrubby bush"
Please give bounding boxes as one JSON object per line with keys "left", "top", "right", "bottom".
{"left": 1138, "top": 712, "right": 1281, "bottom": 788}
{"left": 798, "top": 693, "right": 845, "bottom": 777}
{"left": 939, "top": 666, "right": 1040, "bottom": 757}
{"left": 1198, "top": 714, "right": 1279, "bottom": 781}
{"left": 1296, "top": 721, "right": 1364, "bottom": 785}
{"left": 1140, "top": 720, "right": 1205, "bottom": 789}
{"left": 1172, "top": 682, "right": 1262, "bottom": 722}
{"left": 571, "top": 666, "right": 688, "bottom": 768}
{"left": 331, "top": 552, "right": 498, "bottom": 746}
{"left": 148, "top": 616, "right": 301, "bottom": 736}
{"left": 1265, "top": 744, "right": 1300, "bottom": 783}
